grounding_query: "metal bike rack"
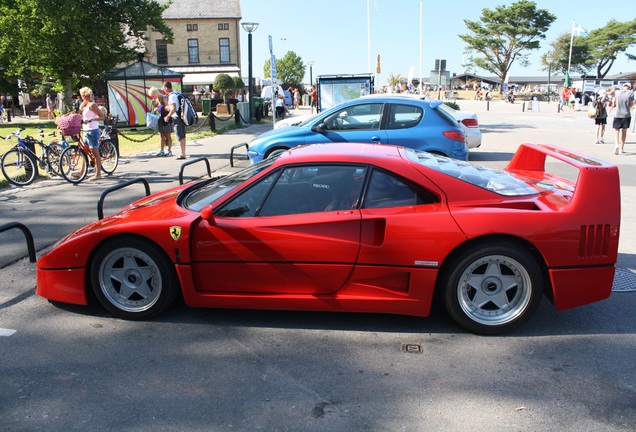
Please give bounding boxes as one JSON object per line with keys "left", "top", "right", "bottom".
{"left": 0, "top": 222, "right": 37, "bottom": 263}
{"left": 178, "top": 157, "right": 212, "bottom": 185}
{"left": 97, "top": 178, "right": 151, "bottom": 220}
{"left": 230, "top": 142, "right": 249, "bottom": 167}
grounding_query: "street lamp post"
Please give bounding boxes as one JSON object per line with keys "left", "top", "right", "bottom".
{"left": 546, "top": 53, "right": 554, "bottom": 104}
{"left": 241, "top": 22, "right": 259, "bottom": 121}
{"left": 308, "top": 60, "right": 315, "bottom": 86}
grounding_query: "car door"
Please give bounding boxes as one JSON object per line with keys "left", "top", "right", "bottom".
{"left": 306, "top": 102, "right": 388, "bottom": 145}
{"left": 190, "top": 164, "right": 367, "bottom": 295}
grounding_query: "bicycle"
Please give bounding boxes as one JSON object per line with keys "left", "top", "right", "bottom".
{"left": 58, "top": 123, "right": 119, "bottom": 184}
{"left": 1, "top": 127, "right": 66, "bottom": 186}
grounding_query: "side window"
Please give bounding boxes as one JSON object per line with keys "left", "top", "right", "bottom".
{"left": 259, "top": 165, "right": 367, "bottom": 216}
{"left": 321, "top": 103, "right": 382, "bottom": 131}
{"left": 387, "top": 104, "right": 423, "bottom": 129}
{"left": 363, "top": 169, "right": 437, "bottom": 208}
{"left": 215, "top": 174, "right": 276, "bottom": 217}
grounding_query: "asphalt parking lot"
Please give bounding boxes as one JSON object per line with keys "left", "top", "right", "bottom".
{"left": 1, "top": 100, "right": 635, "bottom": 431}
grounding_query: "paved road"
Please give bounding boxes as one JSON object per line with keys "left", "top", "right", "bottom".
{"left": 1, "top": 101, "right": 635, "bottom": 431}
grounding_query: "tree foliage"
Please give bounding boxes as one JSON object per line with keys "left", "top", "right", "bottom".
{"left": 542, "top": 33, "right": 592, "bottom": 75}
{"left": 213, "top": 74, "right": 235, "bottom": 102}
{"left": 263, "top": 51, "right": 306, "bottom": 85}
{"left": 459, "top": 0, "right": 556, "bottom": 83}
{"left": 542, "top": 19, "right": 636, "bottom": 78}
{"left": 0, "top": 0, "right": 172, "bottom": 111}
{"left": 585, "top": 19, "right": 636, "bottom": 78}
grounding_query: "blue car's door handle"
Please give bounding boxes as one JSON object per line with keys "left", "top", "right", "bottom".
{"left": 371, "top": 136, "right": 381, "bottom": 143}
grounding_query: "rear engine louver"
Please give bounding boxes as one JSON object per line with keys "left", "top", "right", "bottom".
{"left": 578, "top": 224, "right": 611, "bottom": 258}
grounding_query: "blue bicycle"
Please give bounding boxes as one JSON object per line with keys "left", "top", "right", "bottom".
{"left": 1, "top": 127, "right": 66, "bottom": 186}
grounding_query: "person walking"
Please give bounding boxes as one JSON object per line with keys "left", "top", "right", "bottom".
{"left": 162, "top": 81, "right": 187, "bottom": 160}
{"left": 79, "top": 86, "right": 104, "bottom": 180}
{"left": 148, "top": 87, "right": 173, "bottom": 157}
{"left": 46, "top": 93, "right": 55, "bottom": 119}
{"left": 309, "top": 85, "right": 317, "bottom": 114}
{"left": 612, "top": 82, "right": 634, "bottom": 155}
{"left": 593, "top": 90, "right": 610, "bottom": 144}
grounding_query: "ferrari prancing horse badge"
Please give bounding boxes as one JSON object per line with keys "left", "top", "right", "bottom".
{"left": 170, "top": 226, "right": 182, "bottom": 241}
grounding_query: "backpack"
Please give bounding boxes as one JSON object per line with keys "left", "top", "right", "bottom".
{"left": 174, "top": 91, "right": 198, "bottom": 126}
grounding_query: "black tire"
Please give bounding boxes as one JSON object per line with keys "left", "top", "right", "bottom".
{"left": 99, "top": 139, "right": 118, "bottom": 174}
{"left": 90, "top": 237, "right": 178, "bottom": 320}
{"left": 440, "top": 241, "right": 544, "bottom": 335}
{"left": 264, "top": 147, "right": 288, "bottom": 159}
{"left": 45, "top": 143, "right": 64, "bottom": 176}
{"left": 59, "top": 145, "right": 88, "bottom": 183}
{"left": 1, "top": 148, "right": 38, "bottom": 186}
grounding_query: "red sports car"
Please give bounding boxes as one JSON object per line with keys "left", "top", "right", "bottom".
{"left": 36, "top": 143, "right": 621, "bottom": 334}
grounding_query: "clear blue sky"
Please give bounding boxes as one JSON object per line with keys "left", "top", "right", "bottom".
{"left": 238, "top": 0, "right": 633, "bottom": 86}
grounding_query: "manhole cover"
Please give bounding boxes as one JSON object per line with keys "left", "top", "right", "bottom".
{"left": 612, "top": 268, "right": 636, "bottom": 292}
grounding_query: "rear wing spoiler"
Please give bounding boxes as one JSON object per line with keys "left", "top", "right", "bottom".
{"left": 505, "top": 143, "right": 621, "bottom": 216}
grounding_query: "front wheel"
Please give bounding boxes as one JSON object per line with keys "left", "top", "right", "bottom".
{"left": 1, "top": 148, "right": 38, "bottom": 186}
{"left": 90, "top": 237, "right": 178, "bottom": 319}
{"left": 264, "top": 147, "right": 289, "bottom": 159}
{"left": 59, "top": 145, "right": 88, "bottom": 183}
{"left": 99, "top": 139, "right": 119, "bottom": 174}
{"left": 440, "top": 241, "right": 544, "bottom": 335}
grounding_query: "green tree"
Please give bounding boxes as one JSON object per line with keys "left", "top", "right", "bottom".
{"left": 387, "top": 73, "right": 404, "bottom": 89}
{"left": 213, "top": 74, "right": 235, "bottom": 102}
{"left": 0, "top": 0, "right": 172, "bottom": 112}
{"left": 263, "top": 51, "right": 306, "bottom": 85}
{"left": 542, "top": 33, "right": 592, "bottom": 75}
{"left": 585, "top": 19, "right": 636, "bottom": 78}
{"left": 233, "top": 76, "right": 245, "bottom": 93}
{"left": 459, "top": 0, "right": 556, "bottom": 86}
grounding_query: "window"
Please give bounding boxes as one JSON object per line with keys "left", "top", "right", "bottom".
{"left": 218, "top": 23, "right": 229, "bottom": 30}
{"left": 387, "top": 104, "right": 423, "bottom": 129}
{"left": 217, "top": 165, "right": 367, "bottom": 218}
{"left": 219, "top": 38, "right": 230, "bottom": 63}
{"left": 187, "top": 24, "right": 198, "bottom": 32}
{"left": 188, "top": 39, "right": 199, "bottom": 63}
{"left": 156, "top": 40, "right": 168, "bottom": 65}
{"left": 321, "top": 103, "right": 383, "bottom": 131}
{"left": 362, "top": 169, "right": 437, "bottom": 208}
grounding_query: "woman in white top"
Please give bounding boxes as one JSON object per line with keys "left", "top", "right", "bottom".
{"left": 79, "top": 87, "right": 104, "bottom": 180}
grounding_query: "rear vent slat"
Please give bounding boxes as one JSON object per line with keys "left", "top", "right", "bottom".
{"left": 579, "top": 224, "right": 611, "bottom": 258}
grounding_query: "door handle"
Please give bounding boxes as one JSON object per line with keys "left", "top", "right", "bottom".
{"left": 371, "top": 136, "right": 381, "bottom": 143}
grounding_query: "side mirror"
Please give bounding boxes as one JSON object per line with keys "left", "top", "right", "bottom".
{"left": 312, "top": 122, "right": 326, "bottom": 132}
{"left": 201, "top": 205, "right": 216, "bottom": 225}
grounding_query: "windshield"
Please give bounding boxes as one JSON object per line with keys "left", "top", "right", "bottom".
{"left": 183, "top": 158, "right": 276, "bottom": 211}
{"left": 404, "top": 148, "right": 540, "bottom": 196}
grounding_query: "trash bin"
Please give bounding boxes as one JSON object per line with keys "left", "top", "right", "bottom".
{"left": 201, "top": 98, "right": 211, "bottom": 116}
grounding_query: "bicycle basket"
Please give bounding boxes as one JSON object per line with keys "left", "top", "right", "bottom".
{"left": 55, "top": 113, "right": 82, "bottom": 136}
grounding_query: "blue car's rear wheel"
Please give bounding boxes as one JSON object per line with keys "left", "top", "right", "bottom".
{"left": 90, "top": 237, "right": 178, "bottom": 319}
{"left": 441, "top": 241, "right": 544, "bottom": 335}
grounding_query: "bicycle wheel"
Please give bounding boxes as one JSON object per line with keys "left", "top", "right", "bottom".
{"left": 59, "top": 145, "right": 88, "bottom": 184}
{"left": 1, "top": 148, "right": 38, "bottom": 186}
{"left": 99, "top": 139, "right": 119, "bottom": 174}
{"left": 45, "top": 143, "right": 65, "bottom": 177}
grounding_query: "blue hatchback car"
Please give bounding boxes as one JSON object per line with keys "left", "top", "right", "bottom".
{"left": 247, "top": 95, "right": 469, "bottom": 163}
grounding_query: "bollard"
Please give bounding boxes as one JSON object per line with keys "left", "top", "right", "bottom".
{"left": 487, "top": 100, "right": 490, "bottom": 111}
{"left": 208, "top": 111, "right": 216, "bottom": 132}
{"left": 522, "top": 102, "right": 525, "bottom": 112}
{"left": 234, "top": 108, "right": 240, "bottom": 125}
{"left": 7, "top": 108, "right": 11, "bottom": 122}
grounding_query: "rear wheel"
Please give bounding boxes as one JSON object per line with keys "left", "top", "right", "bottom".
{"left": 441, "top": 241, "right": 543, "bottom": 335}
{"left": 59, "top": 145, "right": 88, "bottom": 183}
{"left": 90, "top": 237, "right": 178, "bottom": 319}
{"left": 45, "top": 143, "right": 64, "bottom": 176}
{"left": 99, "top": 139, "right": 118, "bottom": 174}
{"left": 1, "top": 148, "right": 37, "bottom": 186}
